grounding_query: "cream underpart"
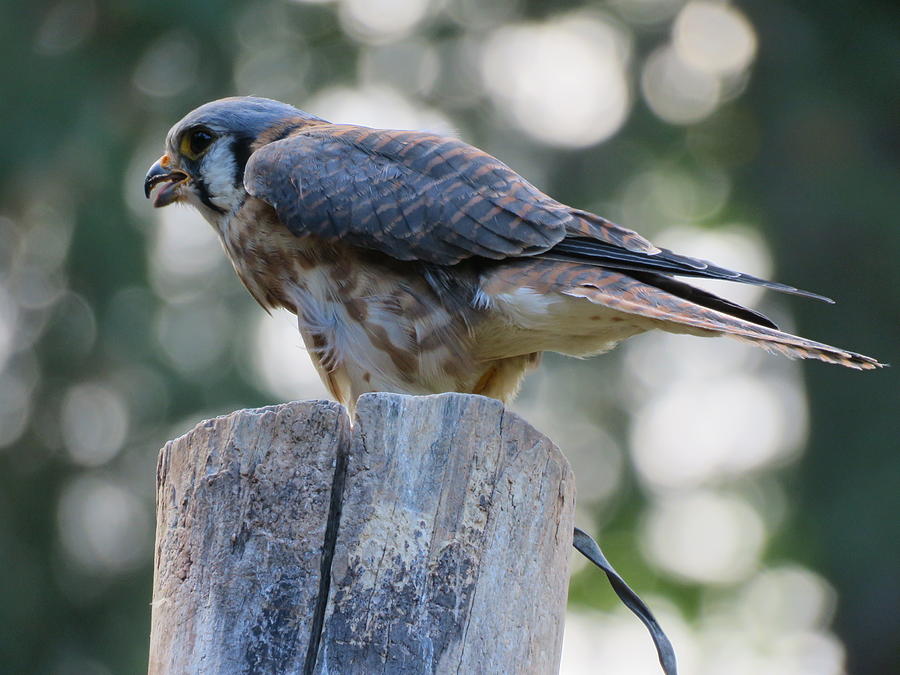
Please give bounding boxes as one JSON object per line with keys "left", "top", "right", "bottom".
{"left": 492, "top": 288, "right": 560, "bottom": 327}
{"left": 282, "top": 267, "right": 482, "bottom": 404}
{"left": 480, "top": 286, "right": 648, "bottom": 359}
{"left": 209, "top": 197, "right": 482, "bottom": 401}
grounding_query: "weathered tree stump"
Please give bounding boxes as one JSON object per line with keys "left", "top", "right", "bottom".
{"left": 148, "top": 393, "right": 575, "bottom": 675}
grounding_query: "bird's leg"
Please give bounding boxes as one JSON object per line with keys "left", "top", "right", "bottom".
{"left": 573, "top": 527, "right": 678, "bottom": 675}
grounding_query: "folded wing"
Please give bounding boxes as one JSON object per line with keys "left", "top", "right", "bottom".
{"left": 246, "top": 124, "right": 829, "bottom": 303}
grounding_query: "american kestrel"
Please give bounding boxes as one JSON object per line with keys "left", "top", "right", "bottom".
{"left": 145, "top": 97, "right": 883, "bottom": 410}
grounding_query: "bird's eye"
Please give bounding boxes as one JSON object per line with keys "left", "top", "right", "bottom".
{"left": 181, "top": 127, "right": 216, "bottom": 159}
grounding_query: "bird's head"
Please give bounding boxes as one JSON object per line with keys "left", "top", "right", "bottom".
{"left": 144, "top": 96, "right": 324, "bottom": 222}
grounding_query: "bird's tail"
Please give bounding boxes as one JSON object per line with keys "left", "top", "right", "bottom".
{"left": 557, "top": 266, "right": 885, "bottom": 370}
{"left": 726, "top": 332, "right": 882, "bottom": 370}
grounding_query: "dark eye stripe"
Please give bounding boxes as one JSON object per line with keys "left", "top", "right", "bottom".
{"left": 194, "top": 171, "right": 226, "bottom": 214}
{"left": 231, "top": 134, "right": 254, "bottom": 186}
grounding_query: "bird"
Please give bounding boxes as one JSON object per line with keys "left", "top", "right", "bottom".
{"left": 144, "top": 96, "right": 883, "bottom": 410}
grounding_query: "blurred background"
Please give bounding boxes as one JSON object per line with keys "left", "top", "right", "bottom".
{"left": 1, "top": 0, "right": 897, "bottom": 673}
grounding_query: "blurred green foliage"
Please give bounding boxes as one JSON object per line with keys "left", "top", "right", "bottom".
{"left": 0, "top": 1, "right": 897, "bottom": 673}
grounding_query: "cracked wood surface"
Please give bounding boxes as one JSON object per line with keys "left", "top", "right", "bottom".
{"left": 149, "top": 393, "right": 575, "bottom": 675}
{"left": 148, "top": 400, "right": 349, "bottom": 674}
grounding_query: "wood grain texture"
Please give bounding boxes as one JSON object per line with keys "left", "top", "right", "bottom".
{"left": 314, "top": 393, "right": 575, "bottom": 674}
{"left": 149, "top": 393, "right": 574, "bottom": 675}
{"left": 148, "top": 401, "right": 349, "bottom": 675}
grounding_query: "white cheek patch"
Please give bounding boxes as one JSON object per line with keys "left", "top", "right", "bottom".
{"left": 201, "top": 141, "right": 244, "bottom": 212}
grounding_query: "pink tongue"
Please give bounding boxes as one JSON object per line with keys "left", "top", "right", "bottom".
{"left": 153, "top": 182, "right": 179, "bottom": 208}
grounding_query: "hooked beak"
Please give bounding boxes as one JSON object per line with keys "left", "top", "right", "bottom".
{"left": 144, "top": 155, "right": 189, "bottom": 207}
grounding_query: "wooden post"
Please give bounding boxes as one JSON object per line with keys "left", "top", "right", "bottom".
{"left": 148, "top": 400, "right": 349, "bottom": 673}
{"left": 148, "top": 393, "right": 575, "bottom": 675}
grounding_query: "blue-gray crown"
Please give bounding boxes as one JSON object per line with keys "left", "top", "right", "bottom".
{"left": 167, "top": 96, "right": 326, "bottom": 146}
